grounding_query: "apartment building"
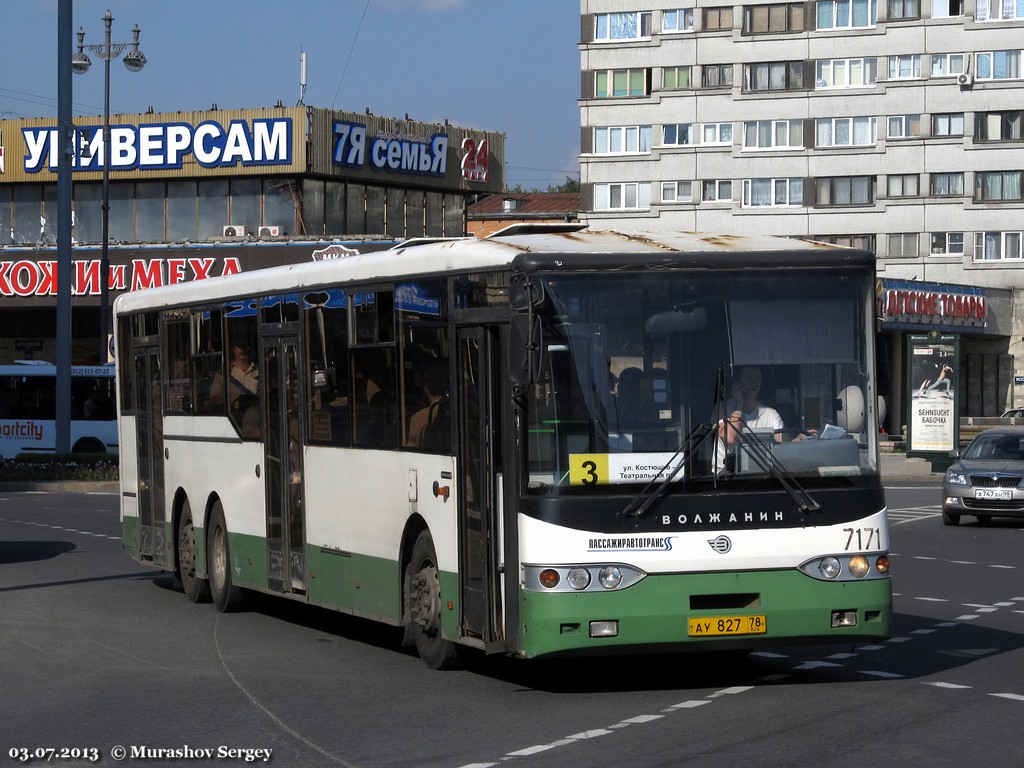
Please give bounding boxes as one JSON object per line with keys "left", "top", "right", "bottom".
{"left": 578, "top": 0, "right": 1024, "bottom": 422}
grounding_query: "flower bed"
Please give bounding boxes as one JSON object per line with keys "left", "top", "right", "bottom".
{"left": 0, "top": 453, "right": 119, "bottom": 482}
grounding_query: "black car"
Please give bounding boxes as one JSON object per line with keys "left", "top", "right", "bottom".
{"left": 942, "top": 426, "right": 1024, "bottom": 526}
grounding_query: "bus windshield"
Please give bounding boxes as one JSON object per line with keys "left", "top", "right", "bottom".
{"left": 525, "top": 269, "right": 876, "bottom": 494}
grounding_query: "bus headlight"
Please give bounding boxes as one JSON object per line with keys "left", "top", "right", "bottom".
{"left": 523, "top": 564, "right": 646, "bottom": 592}
{"left": 567, "top": 567, "right": 592, "bottom": 590}
{"left": 598, "top": 565, "right": 623, "bottom": 589}
{"left": 538, "top": 569, "right": 560, "bottom": 589}
{"left": 848, "top": 555, "right": 870, "bottom": 578}
{"left": 800, "top": 553, "right": 891, "bottom": 581}
{"left": 820, "top": 557, "right": 842, "bottom": 580}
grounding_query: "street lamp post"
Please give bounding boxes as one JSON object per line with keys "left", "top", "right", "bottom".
{"left": 72, "top": 9, "right": 146, "bottom": 363}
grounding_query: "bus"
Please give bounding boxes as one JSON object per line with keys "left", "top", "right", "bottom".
{"left": 0, "top": 361, "right": 117, "bottom": 461}
{"left": 113, "top": 226, "right": 891, "bottom": 668}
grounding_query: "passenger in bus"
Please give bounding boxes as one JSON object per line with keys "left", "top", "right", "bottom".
{"left": 208, "top": 344, "right": 259, "bottom": 413}
{"left": 406, "top": 364, "right": 449, "bottom": 450}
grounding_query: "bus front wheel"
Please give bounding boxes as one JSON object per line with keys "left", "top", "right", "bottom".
{"left": 207, "top": 501, "right": 246, "bottom": 612}
{"left": 177, "top": 498, "right": 210, "bottom": 603}
{"left": 407, "top": 531, "right": 459, "bottom": 670}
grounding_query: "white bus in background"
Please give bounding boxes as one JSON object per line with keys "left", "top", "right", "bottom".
{"left": 0, "top": 361, "right": 118, "bottom": 461}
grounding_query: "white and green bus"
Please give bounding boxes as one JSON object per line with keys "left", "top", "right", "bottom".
{"left": 114, "top": 226, "right": 891, "bottom": 668}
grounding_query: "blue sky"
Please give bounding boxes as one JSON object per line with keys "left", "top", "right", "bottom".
{"left": 1, "top": 0, "right": 582, "bottom": 189}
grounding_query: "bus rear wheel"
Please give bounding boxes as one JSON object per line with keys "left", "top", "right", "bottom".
{"left": 407, "top": 531, "right": 460, "bottom": 669}
{"left": 208, "top": 501, "right": 246, "bottom": 612}
{"left": 177, "top": 498, "right": 210, "bottom": 603}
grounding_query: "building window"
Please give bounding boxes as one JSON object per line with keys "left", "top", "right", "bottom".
{"left": 932, "top": 113, "right": 964, "bottom": 136}
{"left": 931, "top": 172, "right": 965, "bottom": 195}
{"left": 661, "top": 181, "right": 694, "bottom": 202}
{"left": 976, "top": 50, "right": 1022, "bottom": 80}
{"left": 703, "top": 6, "right": 735, "bottom": 29}
{"left": 931, "top": 232, "right": 965, "bottom": 255}
{"left": 663, "top": 8, "right": 695, "bottom": 31}
{"left": 975, "top": 231, "right": 1023, "bottom": 260}
{"left": 595, "top": 125, "right": 653, "bottom": 154}
{"left": 887, "top": 233, "right": 919, "bottom": 258}
{"left": 595, "top": 68, "right": 652, "bottom": 97}
{"left": 815, "top": 116, "right": 877, "bottom": 147}
{"left": 742, "top": 3, "right": 806, "bottom": 33}
{"left": 975, "top": 111, "right": 1023, "bottom": 141}
{"left": 975, "top": 171, "right": 1023, "bottom": 201}
{"left": 810, "top": 234, "right": 876, "bottom": 250}
{"left": 702, "top": 180, "right": 734, "bottom": 201}
{"left": 887, "top": 174, "right": 919, "bottom": 196}
{"left": 931, "top": 0, "right": 963, "bottom": 16}
{"left": 887, "top": 114, "right": 921, "bottom": 138}
{"left": 816, "top": 58, "right": 878, "bottom": 88}
{"left": 594, "top": 182, "right": 652, "bottom": 210}
{"left": 743, "top": 61, "right": 804, "bottom": 92}
{"left": 931, "top": 53, "right": 966, "bottom": 77}
{"left": 976, "top": 0, "right": 1024, "bottom": 20}
{"left": 888, "top": 0, "right": 920, "bottom": 18}
{"left": 743, "top": 119, "right": 804, "bottom": 149}
{"left": 702, "top": 64, "right": 734, "bottom": 88}
{"left": 816, "top": 0, "right": 877, "bottom": 29}
{"left": 815, "top": 176, "right": 874, "bottom": 205}
{"left": 702, "top": 122, "right": 733, "bottom": 145}
{"left": 888, "top": 54, "right": 922, "bottom": 79}
{"left": 663, "top": 124, "right": 696, "bottom": 146}
{"left": 595, "top": 12, "right": 653, "bottom": 41}
{"left": 663, "top": 66, "right": 692, "bottom": 89}
{"left": 742, "top": 178, "right": 804, "bottom": 206}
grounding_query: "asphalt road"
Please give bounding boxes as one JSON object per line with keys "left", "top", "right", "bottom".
{"left": 1, "top": 484, "right": 1021, "bottom": 768}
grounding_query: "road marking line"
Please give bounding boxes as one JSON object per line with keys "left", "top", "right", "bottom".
{"left": 663, "top": 700, "right": 711, "bottom": 711}
{"left": 989, "top": 693, "right": 1024, "bottom": 702}
{"left": 925, "top": 682, "right": 971, "bottom": 689}
{"left": 955, "top": 615, "right": 979, "bottom": 621}
{"left": 861, "top": 670, "right": 905, "bottom": 678}
{"left": 914, "top": 597, "right": 949, "bottom": 602}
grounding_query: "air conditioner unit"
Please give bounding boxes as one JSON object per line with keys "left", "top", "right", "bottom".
{"left": 222, "top": 225, "right": 246, "bottom": 237}
{"left": 957, "top": 73, "right": 974, "bottom": 88}
{"left": 258, "top": 225, "right": 281, "bottom": 237}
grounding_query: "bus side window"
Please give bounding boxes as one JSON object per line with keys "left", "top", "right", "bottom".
{"left": 192, "top": 307, "right": 225, "bottom": 416}
{"left": 304, "top": 290, "right": 351, "bottom": 447}
{"left": 352, "top": 347, "right": 398, "bottom": 448}
{"left": 164, "top": 314, "right": 192, "bottom": 415}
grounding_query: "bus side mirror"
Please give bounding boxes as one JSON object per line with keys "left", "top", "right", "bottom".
{"left": 509, "top": 314, "right": 541, "bottom": 386}
{"left": 509, "top": 275, "right": 545, "bottom": 311}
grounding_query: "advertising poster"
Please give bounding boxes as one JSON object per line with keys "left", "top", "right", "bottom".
{"left": 907, "top": 335, "right": 958, "bottom": 454}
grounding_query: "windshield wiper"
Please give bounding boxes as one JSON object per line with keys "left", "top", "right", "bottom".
{"left": 620, "top": 422, "right": 718, "bottom": 518}
{"left": 721, "top": 422, "right": 821, "bottom": 513}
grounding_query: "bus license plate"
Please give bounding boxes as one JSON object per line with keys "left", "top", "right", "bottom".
{"left": 975, "top": 488, "right": 1012, "bottom": 500}
{"left": 687, "top": 615, "right": 767, "bottom": 637}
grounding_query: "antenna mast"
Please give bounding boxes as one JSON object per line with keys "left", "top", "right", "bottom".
{"left": 298, "top": 49, "right": 308, "bottom": 106}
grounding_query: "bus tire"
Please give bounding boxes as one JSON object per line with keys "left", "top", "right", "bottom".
{"left": 207, "top": 501, "right": 246, "bottom": 613}
{"left": 177, "top": 498, "right": 210, "bottom": 603}
{"left": 407, "top": 530, "right": 460, "bottom": 670}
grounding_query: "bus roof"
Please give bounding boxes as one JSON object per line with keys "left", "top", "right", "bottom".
{"left": 113, "top": 227, "right": 873, "bottom": 314}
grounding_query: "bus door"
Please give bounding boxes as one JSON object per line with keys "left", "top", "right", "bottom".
{"left": 133, "top": 344, "right": 166, "bottom": 566}
{"left": 456, "top": 327, "right": 504, "bottom": 647}
{"left": 262, "top": 335, "right": 306, "bottom": 595}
